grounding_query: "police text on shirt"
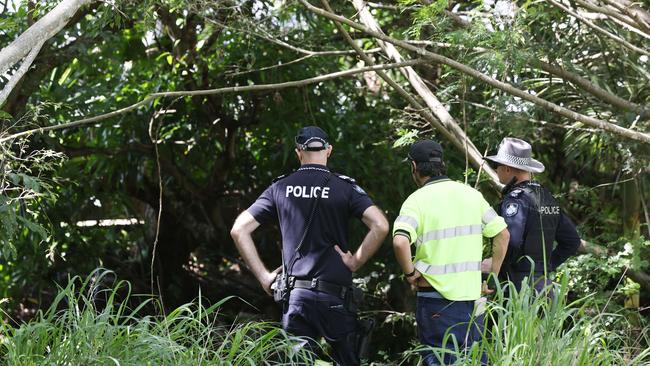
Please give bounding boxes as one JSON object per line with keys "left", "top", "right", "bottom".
{"left": 286, "top": 185, "right": 330, "bottom": 198}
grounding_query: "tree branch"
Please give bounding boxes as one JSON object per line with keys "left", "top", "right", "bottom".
{"left": 419, "top": 0, "right": 470, "bottom": 28}
{"left": 548, "top": 0, "right": 650, "bottom": 57}
{"left": 346, "top": 0, "right": 500, "bottom": 187}
{"left": 538, "top": 60, "right": 642, "bottom": 113}
{"left": 0, "top": 39, "right": 44, "bottom": 107}
{"left": 410, "top": 40, "right": 643, "bottom": 114}
{"left": 225, "top": 47, "right": 383, "bottom": 77}
{"left": 0, "top": 0, "right": 94, "bottom": 76}
{"left": 600, "top": 0, "right": 650, "bottom": 33}
{"left": 317, "top": 1, "right": 464, "bottom": 171}
{"left": 0, "top": 60, "right": 425, "bottom": 143}
{"left": 574, "top": 0, "right": 650, "bottom": 40}
{"left": 206, "top": 16, "right": 375, "bottom": 58}
{"left": 299, "top": 0, "right": 650, "bottom": 144}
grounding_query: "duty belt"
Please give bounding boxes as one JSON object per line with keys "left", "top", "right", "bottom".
{"left": 416, "top": 286, "right": 445, "bottom": 299}
{"left": 288, "top": 277, "right": 350, "bottom": 299}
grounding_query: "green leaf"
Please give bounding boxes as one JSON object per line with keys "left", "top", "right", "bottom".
{"left": 20, "top": 174, "right": 40, "bottom": 193}
{"left": 392, "top": 129, "right": 419, "bottom": 148}
{"left": 58, "top": 66, "right": 73, "bottom": 85}
{"left": 16, "top": 215, "right": 48, "bottom": 241}
{"left": 0, "top": 110, "right": 12, "bottom": 120}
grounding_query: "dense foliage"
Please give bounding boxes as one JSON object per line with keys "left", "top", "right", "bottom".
{"left": 1, "top": 0, "right": 649, "bottom": 363}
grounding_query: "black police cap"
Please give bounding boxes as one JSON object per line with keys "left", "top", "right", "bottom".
{"left": 407, "top": 139, "right": 443, "bottom": 163}
{"left": 295, "top": 126, "right": 330, "bottom": 151}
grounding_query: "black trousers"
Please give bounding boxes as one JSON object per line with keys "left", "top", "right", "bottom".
{"left": 282, "top": 288, "right": 360, "bottom": 366}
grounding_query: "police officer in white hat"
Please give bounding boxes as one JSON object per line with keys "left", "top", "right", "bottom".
{"left": 484, "top": 137, "right": 581, "bottom": 294}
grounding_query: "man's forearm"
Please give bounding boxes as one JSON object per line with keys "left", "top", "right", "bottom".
{"left": 393, "top": 235, "right": 415, "bottom": 274}
{"left": 352, "top": 225, "right": 388, "bottom": 271}
{"left": 491, "top": 229, "right": 509, "bottom": 275}
{"left": 232, "top": 231, "right": 269, "bottom": 283}
{"left": 351, "top": 206, "right": 389, "bottom": 271}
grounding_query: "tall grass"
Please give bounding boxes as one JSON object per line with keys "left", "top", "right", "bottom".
{"left": 403, "top": 274, "right": 650, "bottom": 365}
{"left": 0, "top": 270, "right": 314, "bottom": 365}
{"left": 2, "top": 270, "right": 649, "bottom": 365}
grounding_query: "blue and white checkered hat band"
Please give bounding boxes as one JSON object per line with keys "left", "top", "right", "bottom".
{"left": 485, "top": 137, "right": 545, "bottom": 173}
{"left": 498, "top": 152, "right": 531, "bottom": 166}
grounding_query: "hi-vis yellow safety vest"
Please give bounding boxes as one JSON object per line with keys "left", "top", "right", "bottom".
{"left": 393, "top": 178, "right": 507, "bottom": 301}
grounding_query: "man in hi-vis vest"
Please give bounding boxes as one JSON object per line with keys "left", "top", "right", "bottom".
{"left": 392, "top": 140, "right": 510, "bottom": 366}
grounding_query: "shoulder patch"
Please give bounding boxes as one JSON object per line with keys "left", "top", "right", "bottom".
{"left": 335, "top": 173, "right": 367, "bottom": 195}
{"left": 272, "top": 174, "right": 288, "bottom": 183}
{"left": 504, "top": 202, "right": 519, "bottom": 217}
{"left": 335, "top": 173, "right": 357, "bottom": 184}
{"left": 353, "top": 184, "right": 367, "bottom": 195}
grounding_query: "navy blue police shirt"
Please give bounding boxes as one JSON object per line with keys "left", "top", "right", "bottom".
{"left": 247, "top": 164, "right": 374, "bottom": 287}
{"left": 498, "top": 181, "right": 580, "bottom": 277}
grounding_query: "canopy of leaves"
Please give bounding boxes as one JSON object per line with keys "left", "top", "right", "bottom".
{"left": 0, "top": 0, "right": 649, "bottom": 361}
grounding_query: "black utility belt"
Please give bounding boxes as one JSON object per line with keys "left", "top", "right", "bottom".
{"left": 288, "top": 277, "right": 351, "bottom": 299}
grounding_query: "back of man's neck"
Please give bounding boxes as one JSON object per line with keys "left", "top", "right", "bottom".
{"left": 515, "top": 175, "right": 531, "bottom": 184}
{"left": 301, "top": 160, "right": 327, "bottom": 166}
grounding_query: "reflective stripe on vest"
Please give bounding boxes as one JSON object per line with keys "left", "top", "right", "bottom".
{"left": 415, "top": 260, "right": 481, "bottom": 276}
{"left": 482, "top": 208, "right": 498, "bottom": 225}
{"left": 395, "top": 215, "right": 418, "bottom": 231}
{"left": 415, "top": 224, "right": 483, "bottom": 247}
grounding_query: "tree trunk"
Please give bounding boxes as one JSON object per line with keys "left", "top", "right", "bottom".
{"left": 623, "top": 173, "right": 641, "bottom": 240}
{"left": 0, "top": 0, "right": 94, "bottom": 76}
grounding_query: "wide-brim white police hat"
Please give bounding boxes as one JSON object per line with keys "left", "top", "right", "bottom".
{"left": 485, "top": 137, "right": 545, "bottom": 173}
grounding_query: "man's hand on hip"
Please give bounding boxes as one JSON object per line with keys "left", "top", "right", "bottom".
{"left": 406, "top": 270, "right": 422, "bottom": 289}
{"left": 334, "top": 245, "right": 359, "bottom": 272}
{"left": 261, "top": 266, "right": 282, "bottom": 296}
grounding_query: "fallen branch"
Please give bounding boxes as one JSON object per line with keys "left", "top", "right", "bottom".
{"left": 0, "top": 60, "right": 425, "bottom": 143}
{"left": 299, "top": 0, "right": 650, "bottom": 144}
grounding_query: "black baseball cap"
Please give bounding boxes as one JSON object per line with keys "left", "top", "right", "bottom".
{"left": 295, "top": 126, "right": 330, "bottom": 151}
{"left": 407, "top": 139, "right": 443, "bottom": 163}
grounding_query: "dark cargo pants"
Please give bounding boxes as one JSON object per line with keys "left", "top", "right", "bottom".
{"left": 282, "top": 288, "right": 360, "bottom": 366}
{"left": 416, "top": 294, "right": 486, "bottom": 366}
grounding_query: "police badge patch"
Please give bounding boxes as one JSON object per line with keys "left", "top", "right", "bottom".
{"left": 509, "top": 189, "right": 523, "bottom": 198}
{"left": 353, "top": 184, "right": 367, "bottom": 195}
{"left": 505, "top": 202, "right": 519, "bottom": 217}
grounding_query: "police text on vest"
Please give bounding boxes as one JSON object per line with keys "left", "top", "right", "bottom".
{"left": 539, "top": 206, "right": 560, "bottom": 215}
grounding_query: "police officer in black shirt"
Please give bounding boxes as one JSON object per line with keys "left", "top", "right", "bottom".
{"left": 230, "top": 126, "right": 389, "bottom": 365}
{"left": 483, "top": 137, "right": 581, "bottom": 293}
